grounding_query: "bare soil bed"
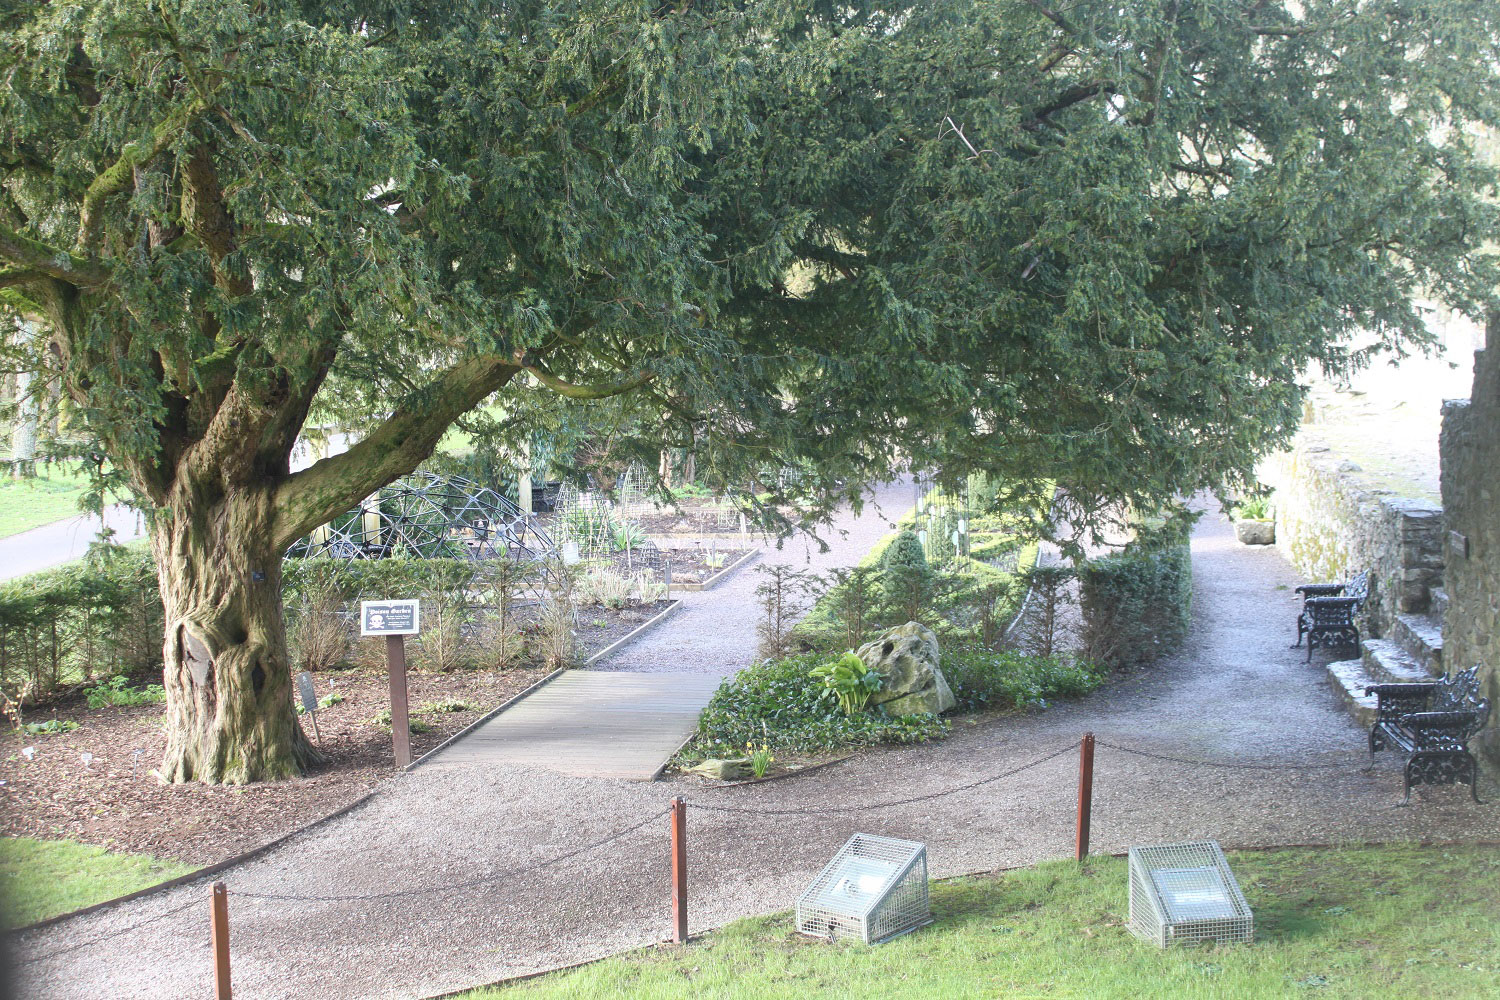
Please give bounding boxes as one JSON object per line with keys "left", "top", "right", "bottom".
{"left": 661, "top": 546, "right": 754, "bottom": 586}
{"left": 0, "top": 666, "right": 550, "bottom": 867}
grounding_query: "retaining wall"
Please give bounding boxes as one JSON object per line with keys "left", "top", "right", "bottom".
{"left": 1261, "top": 444, "right": 1443, "bottom": 641}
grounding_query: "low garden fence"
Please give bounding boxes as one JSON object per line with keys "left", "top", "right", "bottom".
{"left": 8, "top": 733, "right": 1394, "bottom": 994}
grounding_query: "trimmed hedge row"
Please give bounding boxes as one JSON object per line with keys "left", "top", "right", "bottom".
{"left": 0, "top": 548, "right": 163, "bottom": 705}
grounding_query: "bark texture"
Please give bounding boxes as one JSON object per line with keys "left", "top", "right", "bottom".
{"left": 154, "top": 485, "right": 318, "bottom": 784}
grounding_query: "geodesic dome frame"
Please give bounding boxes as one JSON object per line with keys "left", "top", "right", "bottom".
{"left": 285, "top": 472, "right": 554, "bottom": 564}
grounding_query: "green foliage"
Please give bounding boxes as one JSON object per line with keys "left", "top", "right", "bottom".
{"left": 610, "top": 521, "right": 647, "bottom": 552}
{"left": 1232, "top": 496, "right": 1272, "bottom": 520}
{"left": 457, "top": 846, "right": 1500, "bottom": 1000}
{"left": 689, "top": 654, "right": 948, "bottom": 757}
{"left": 941, "top": 648, "right": 1106, "bottom": 713}
{"left": 0, "top": 546, "right": 163, "bottom": 706}
{"left": 880, "top": 529, "right": 935, "bottom": 623}
{"left": 420, "top": 698, "right": 475, "bottom": 714}
{"left": 7, "top": 0, "right": 1498, "bottom": 780}
{"left": 1078, "top": 533, "right": 1194, "bottom": 668}
{"left": 83, "top": 676, "right": 165, "bottom": 710}
{"left": 21, "top": 719, "right": 78, "bottom": 736}
{"left": 808, "top": 652, "right": 883, "bottom": 716}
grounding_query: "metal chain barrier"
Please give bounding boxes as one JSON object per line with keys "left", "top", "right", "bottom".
{"left": 1095, "top": 739, "right": 1369, "bottom": 771}
{"left": 230, "top": 806, "right": 670, "bottom": 904}
{"left": 19, "top": 894, "right": 205, "bottom": 965}
{"left": 690, "top": 738, "right": 1084, "bottom": 816}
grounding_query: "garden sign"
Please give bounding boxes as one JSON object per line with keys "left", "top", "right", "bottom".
{"left": 360, "top": 599, "right": 421, "bottom": 767}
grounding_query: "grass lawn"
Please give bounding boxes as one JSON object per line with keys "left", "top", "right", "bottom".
{"left": 0, "top": 837, "right": 197, "bottom": 929}
{"left": 0, "top": 466, "right": 94, "bottom": 539}
{"left": 461, "top": 845, "right": 1500, "bottom": 999}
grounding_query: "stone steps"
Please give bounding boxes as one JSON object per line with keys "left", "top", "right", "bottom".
{"left": 1361, "top": 637, "right": 1437, "bottom": 685}
{"left": 1324, "top": 657, "right": 1379, "bottom": 729}
{"left": 1389, "top": 612, "right": 1444, "bottom": 674}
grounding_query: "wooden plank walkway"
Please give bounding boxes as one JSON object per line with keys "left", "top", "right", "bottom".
{"left": 420, "top": 670, "right": 721, "bottom": 781}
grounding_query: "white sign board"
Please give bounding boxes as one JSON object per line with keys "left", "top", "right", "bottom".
{"left": 360, "top": 599, "right": 421, "bottom": 636}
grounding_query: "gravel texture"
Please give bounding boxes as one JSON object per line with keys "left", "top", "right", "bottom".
{"left": 591, "top": 477, "right": 919, "bottom": 674}
{"left": 8, "top": 498, "right": 1496, "bottom": 1000}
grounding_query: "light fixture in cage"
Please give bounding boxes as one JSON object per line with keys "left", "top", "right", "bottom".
{"left": 1127, "top": 840, "right": 1253, "bottom": 948}
{"left": 796, "top": 834, "right": 931, "bottom": 945}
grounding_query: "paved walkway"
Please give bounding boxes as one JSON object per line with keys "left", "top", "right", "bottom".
{"left": 0, "top": 504, "right": 144, "bottom": 581}
{"left": 419, "top": 671, "right": 722, "bottom": 780}
{"left": 11, "top": 502, "right": 1495, "bottom": 1000}
{"left": 592, "top": 477, "right": 917, "bottom": 674}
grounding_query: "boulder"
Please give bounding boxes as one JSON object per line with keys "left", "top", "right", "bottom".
{"left": 855, "top": 622, "right": 955, "bottom": 716}
{"left": 687, "top": 757, "right": 753, "bottom": 780}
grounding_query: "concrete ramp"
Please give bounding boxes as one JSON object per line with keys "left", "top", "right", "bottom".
{"left": 421, "top": 669, "right": 721, "bottom": 780}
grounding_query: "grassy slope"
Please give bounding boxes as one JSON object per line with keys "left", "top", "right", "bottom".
{"left": 0, "top": 837, "right": 197, "bottom": 929}
{"left": 0, "top": 467, "right": 93, "bottom": 539}
{"left": 464, "top": 846, "right": 1500, "bottom": 1000}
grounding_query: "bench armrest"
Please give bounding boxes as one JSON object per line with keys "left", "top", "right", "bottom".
{"left": 1296, "top": 583, "right": 1345, "bottom": 598}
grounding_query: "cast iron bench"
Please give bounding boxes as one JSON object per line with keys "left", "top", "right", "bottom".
{"left": 1293, "top": 570, "right": 1368, "bottom": 661}
{"left": 1366, "top": 665, "right": 1489, "bottom": 804}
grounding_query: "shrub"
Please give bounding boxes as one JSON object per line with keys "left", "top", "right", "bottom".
{"left": 809, "top": 651, "right": 883, "bottom": 715}
{"left": 941, "top": 647, "right": 1105, "bottom": 712}
{"left": 0, "top": 546, "right": 163, "bottom": 707}
{"left": 83, "top": 676, "right": 165, "bottom": 709}
{"left": 1077, "top": 533, "right": 1192, "bottom": 668}
{"left": 576, "top": 568, "right": 634, "bottom": 609}
{"left": 690, "top": 654, "right": 948, "bottom": 756}
{"left": 880, "top": 529, "right": 934, "bottom": 622}
{"left": 754, "top": 564, "right": 814, "bottom": 659}
{"left": 1232, "top": 495, "right": 1272, "bottom": 520}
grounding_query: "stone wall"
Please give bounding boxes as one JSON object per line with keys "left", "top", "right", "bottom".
{"left": 1261, "top": 445, "right": 1444, "bottom": 640}
{"left": 1440, "top": 327, "right": 1499, "bottom": 762}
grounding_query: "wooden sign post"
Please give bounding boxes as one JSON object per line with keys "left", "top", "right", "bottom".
{"left": 360, "top": 599, "right": 421, "bottom": 768}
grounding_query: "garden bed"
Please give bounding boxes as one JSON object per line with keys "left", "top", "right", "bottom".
{"left": 663, "top": 546, "right": 756, "bottom": 589}
{"left": 0, "top": 666, "right": 549, "bottom": 867}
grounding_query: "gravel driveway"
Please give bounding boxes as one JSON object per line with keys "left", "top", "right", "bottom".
{"left": 8, "top": 499, "right": 1494, "bottom": 1000}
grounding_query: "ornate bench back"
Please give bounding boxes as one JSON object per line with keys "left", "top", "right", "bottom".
{"left": 1345, "top": 570, "right": 1370, "bottom": 603}
{"left": 1432, "top": 666, "right": 1491, "bottom": 737}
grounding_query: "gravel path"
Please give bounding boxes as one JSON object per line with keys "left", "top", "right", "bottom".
{"left": 592, "top": 477, "right": 918, "bottom": 673}
{"left": 10, "top": 501, "right": 1495, "bottom": 1000}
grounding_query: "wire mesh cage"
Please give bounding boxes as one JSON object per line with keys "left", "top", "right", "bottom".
{"left": 796, "top": 834, "right": 931, "bottom": 945}
{"left": 1127, "top": 840, "right": 1253, "bottom": 948}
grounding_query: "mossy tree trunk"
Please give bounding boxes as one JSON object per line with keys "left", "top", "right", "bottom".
{"left": 154, "top": 484, "right": 316, "bottom": 784}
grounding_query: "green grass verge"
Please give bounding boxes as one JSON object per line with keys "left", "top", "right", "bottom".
{"left": 0, "top": 837, "right": 197, "bottom": 929}
{"left": 459, "top": 845, "right": 1500, "bottom": 999}
{"left": 0, "top": 467, "right": 94, "bottom": 539}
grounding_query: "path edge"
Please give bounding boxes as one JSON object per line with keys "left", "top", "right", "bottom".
{"left": 668, "top": 547, "right": 761, "bottom": 592}
{"left": 583, "top": 599, "right": 682, "bottom": 667}
{"left": 405, "top": 667, "right": 567, "bottom": 772}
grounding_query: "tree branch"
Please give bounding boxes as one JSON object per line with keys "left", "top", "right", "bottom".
{"left": 76, "top": 101, "right": 203, "bottom": 253}
{"left": 0, "top": 223, "right": 111, "bottom": 286}
{"left": 272, "top": 357, "right": 523, "bottom": 549}
{"left": 524, "top": 364, "right": 654, "bottom": 399}
{"left": 0, "top": 268, "right": 44, "bottom": 289}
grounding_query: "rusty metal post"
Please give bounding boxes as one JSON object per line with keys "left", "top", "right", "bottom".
{"left": 670, "top": 797, "right": 687, "bottom": 943}
{"left": 1075, "top": 732, "right": 1095, "bottom": 862}
{"left": 387, "top": 634, "right": 411, "bottom": 768}
{"left": 211, "top": 882, "right": 231, "bottom": 999}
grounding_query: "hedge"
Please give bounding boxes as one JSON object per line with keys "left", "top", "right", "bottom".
{"left": 0, "top": 547, "right": 163, "bottom": 706}
{"left": 1077, "top": 533, "right": 1193, "bottom": 668}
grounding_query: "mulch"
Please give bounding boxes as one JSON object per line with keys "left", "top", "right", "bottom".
{"left": 0, "top": 596, "right": 681, "bottom": 867}
{"left": 0, "top": 666, "right": 550, "bottom": 867}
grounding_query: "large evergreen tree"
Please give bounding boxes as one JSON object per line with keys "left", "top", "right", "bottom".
{"left": 2, "top": 0, "right": 1496, "bottom": 783}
